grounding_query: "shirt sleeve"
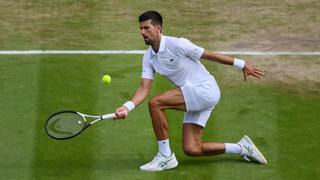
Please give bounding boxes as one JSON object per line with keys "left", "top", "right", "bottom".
{"left": 177, "top": 38, "right": 204, "bottom": 61}
{"left": 141, "top": 53, "right": 155, "bottom": 80}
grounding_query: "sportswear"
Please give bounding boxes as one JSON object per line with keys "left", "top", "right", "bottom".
{"left": 141, "top": 35, "right": 220, "bottom": 124}
{"left": 140, "top": 152, "right": 178, "bottom": 171}
{"left": 238, "top": 135, "right": 268, "bottom": 164}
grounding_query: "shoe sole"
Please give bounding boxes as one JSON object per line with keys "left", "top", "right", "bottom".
{"left": 244, "top": 135, "right": 267, "bottom": 164}
{"left": 140, "top": 162, "right": 178, "bottom": 172}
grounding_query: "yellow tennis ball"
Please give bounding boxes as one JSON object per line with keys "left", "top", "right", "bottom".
{"left": 102, "top": 75, "right": 111, "bottom": 84}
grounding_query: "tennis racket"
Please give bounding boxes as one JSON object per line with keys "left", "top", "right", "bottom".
{"left": 45, "top": 111, "right": 116, "bottom": 140}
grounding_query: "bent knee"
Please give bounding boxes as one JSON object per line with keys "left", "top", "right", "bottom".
{"left": 148, "top": 96, "right": 162, "bottom": 109}
{"left": 183, "top": 144, "right": 202, "bottom": 156}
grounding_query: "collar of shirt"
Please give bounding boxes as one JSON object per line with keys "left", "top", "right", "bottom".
{"left": 151, "top": 34, "right": 166, "bottom": 56}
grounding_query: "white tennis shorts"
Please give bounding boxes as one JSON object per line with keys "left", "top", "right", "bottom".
{"left": 180, "top": 80, "right": 220, "bottom": 127}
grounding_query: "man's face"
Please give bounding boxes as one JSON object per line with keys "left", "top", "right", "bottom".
{"left": 139, "top": 19, "right": 161, "bottom": 45}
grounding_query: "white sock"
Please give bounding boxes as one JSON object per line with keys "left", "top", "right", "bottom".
{"left": 157, "top": 139, "right": 172, "bottom": 157}
{"left": 225, "top": 143, "right": 242, "bottom": 154}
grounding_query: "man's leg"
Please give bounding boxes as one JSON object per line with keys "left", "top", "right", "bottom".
{"left": 182, "top": 123, "right": 226, "bottom": 156}
{"left": 148, "top": 88, "right": 186, "bottom": 140}
{"left": 140, "top": 88, "right": 267, "bottom": 171}
{"left": 182, "top": 123, "right": 267, "bottom": 165}
{"left": 140, "top": 88, "right": 185, "bottom": 171}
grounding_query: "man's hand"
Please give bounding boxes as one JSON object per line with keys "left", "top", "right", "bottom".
{"left": 114, "top": 106, "right": 129, "bottom": 120}
{"left": 242, "top": 64, "right": 264, "bottom": 81}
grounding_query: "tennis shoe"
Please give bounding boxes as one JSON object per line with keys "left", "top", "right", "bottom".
{"left": 140, "top": 152, "right": 178, "bottom": 171}
{"left": 238, "top": 135, "right": 267, "bottom": 164}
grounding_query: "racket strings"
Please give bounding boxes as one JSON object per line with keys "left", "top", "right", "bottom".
{"left": 46, "top": 112, "right": 86, "bottom": 139}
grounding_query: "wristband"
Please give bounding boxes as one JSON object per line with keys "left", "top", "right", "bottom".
{"left": 123, "top": 101, "right": 135, "bottom": 111}
{"left": 233, "top": 58, "right": 245, "bottom": 69}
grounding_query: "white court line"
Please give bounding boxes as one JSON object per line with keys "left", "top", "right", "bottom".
{"left": 0, "top": 50, "right": 319, "bottom": 55}
{"left": 0, "top": 50, "right": 146, "bottom": 55}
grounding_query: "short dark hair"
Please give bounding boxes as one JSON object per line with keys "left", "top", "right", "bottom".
{"left": 139, "top": 10, "right": 163, "bottom": 27}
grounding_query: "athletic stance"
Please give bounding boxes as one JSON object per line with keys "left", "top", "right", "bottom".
{"left": 115, "top": 10, "right": 267, "bottom": 171}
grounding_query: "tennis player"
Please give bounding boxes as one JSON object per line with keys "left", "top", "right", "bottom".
{"left": 115, "top": 10, "right": 267, "bottom": 171}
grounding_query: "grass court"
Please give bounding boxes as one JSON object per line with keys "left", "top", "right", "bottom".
{"left": 0, "top": 0, "right": 319, "bottom": 179}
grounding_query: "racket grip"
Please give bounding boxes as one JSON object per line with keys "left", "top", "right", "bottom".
{"left": 101, "top": 113, "right": 117, "bottom": 119}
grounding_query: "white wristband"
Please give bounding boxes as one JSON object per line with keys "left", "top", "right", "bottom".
{"left": 233, "top": 58, "right": 245, "bottom": 69}
{"left": 123, "top": 101, "right": 135, "bottom": 111}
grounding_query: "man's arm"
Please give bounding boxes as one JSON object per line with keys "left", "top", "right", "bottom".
{"left": 201, "top": 50, "right": 264, "bottom": 80}
{"left": 115, "top": 78, "right": 153, "bottom": 119}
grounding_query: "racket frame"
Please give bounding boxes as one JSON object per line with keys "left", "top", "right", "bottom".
{"left": 45, "top": 110, "right": 116, "bottom": 140}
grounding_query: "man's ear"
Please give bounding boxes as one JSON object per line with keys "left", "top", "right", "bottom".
{"left": 156, "top": 24, "right": 162, "bottom": 33}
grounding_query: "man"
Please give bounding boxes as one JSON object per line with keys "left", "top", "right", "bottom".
{"left": 115, "top": 10, "right": 267, "bottom": 171}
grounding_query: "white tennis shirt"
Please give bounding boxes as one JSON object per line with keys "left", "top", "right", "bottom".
{"left": 142, "top": 35, "right": 216, "bottom": 87}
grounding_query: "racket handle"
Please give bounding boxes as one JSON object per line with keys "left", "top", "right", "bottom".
{"left": 101, "top": 113, "right": 117, "bottom": 119}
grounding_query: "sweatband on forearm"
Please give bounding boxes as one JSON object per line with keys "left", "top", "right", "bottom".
{"left": 123, "top": 101, "right": 135, "bottom": 111}
{"left": 233, "top": 58, "right": 245, "bottom": 69}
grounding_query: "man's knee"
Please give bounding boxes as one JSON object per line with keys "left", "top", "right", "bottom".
{"left": 183, "top": 143, "right": 202, "bottom": 156}
{"left": 148, "top": 96, "right": 161, "bottom": 110}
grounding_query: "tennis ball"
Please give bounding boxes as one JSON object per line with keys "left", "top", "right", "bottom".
{"left": 102, "top": 75, "right": 112, "bottom": 84}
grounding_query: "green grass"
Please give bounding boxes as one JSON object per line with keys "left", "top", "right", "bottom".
{"left": 1, "top": 0, "right": 319, "bottom": 50}
{"left": 1, "top": 0, "right": 320, "bottom": 179}
{"left": 1, "top": 55, "right": 319, "bottom": 179}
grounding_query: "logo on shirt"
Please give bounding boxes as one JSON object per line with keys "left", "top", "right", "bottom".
{"left": 170, "top": 58, "right": 174, "bottom": 62}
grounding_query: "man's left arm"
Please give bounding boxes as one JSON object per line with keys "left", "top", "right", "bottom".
{"left": 201, "top": 50, "right": 264, "bottom": 81}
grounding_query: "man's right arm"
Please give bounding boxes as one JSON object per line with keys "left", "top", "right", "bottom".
{"left": 131, "top": 78, "right": 153, "bottom": 106}
{"left": 115, "top": 78, "right": 153, "bottom": 119}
